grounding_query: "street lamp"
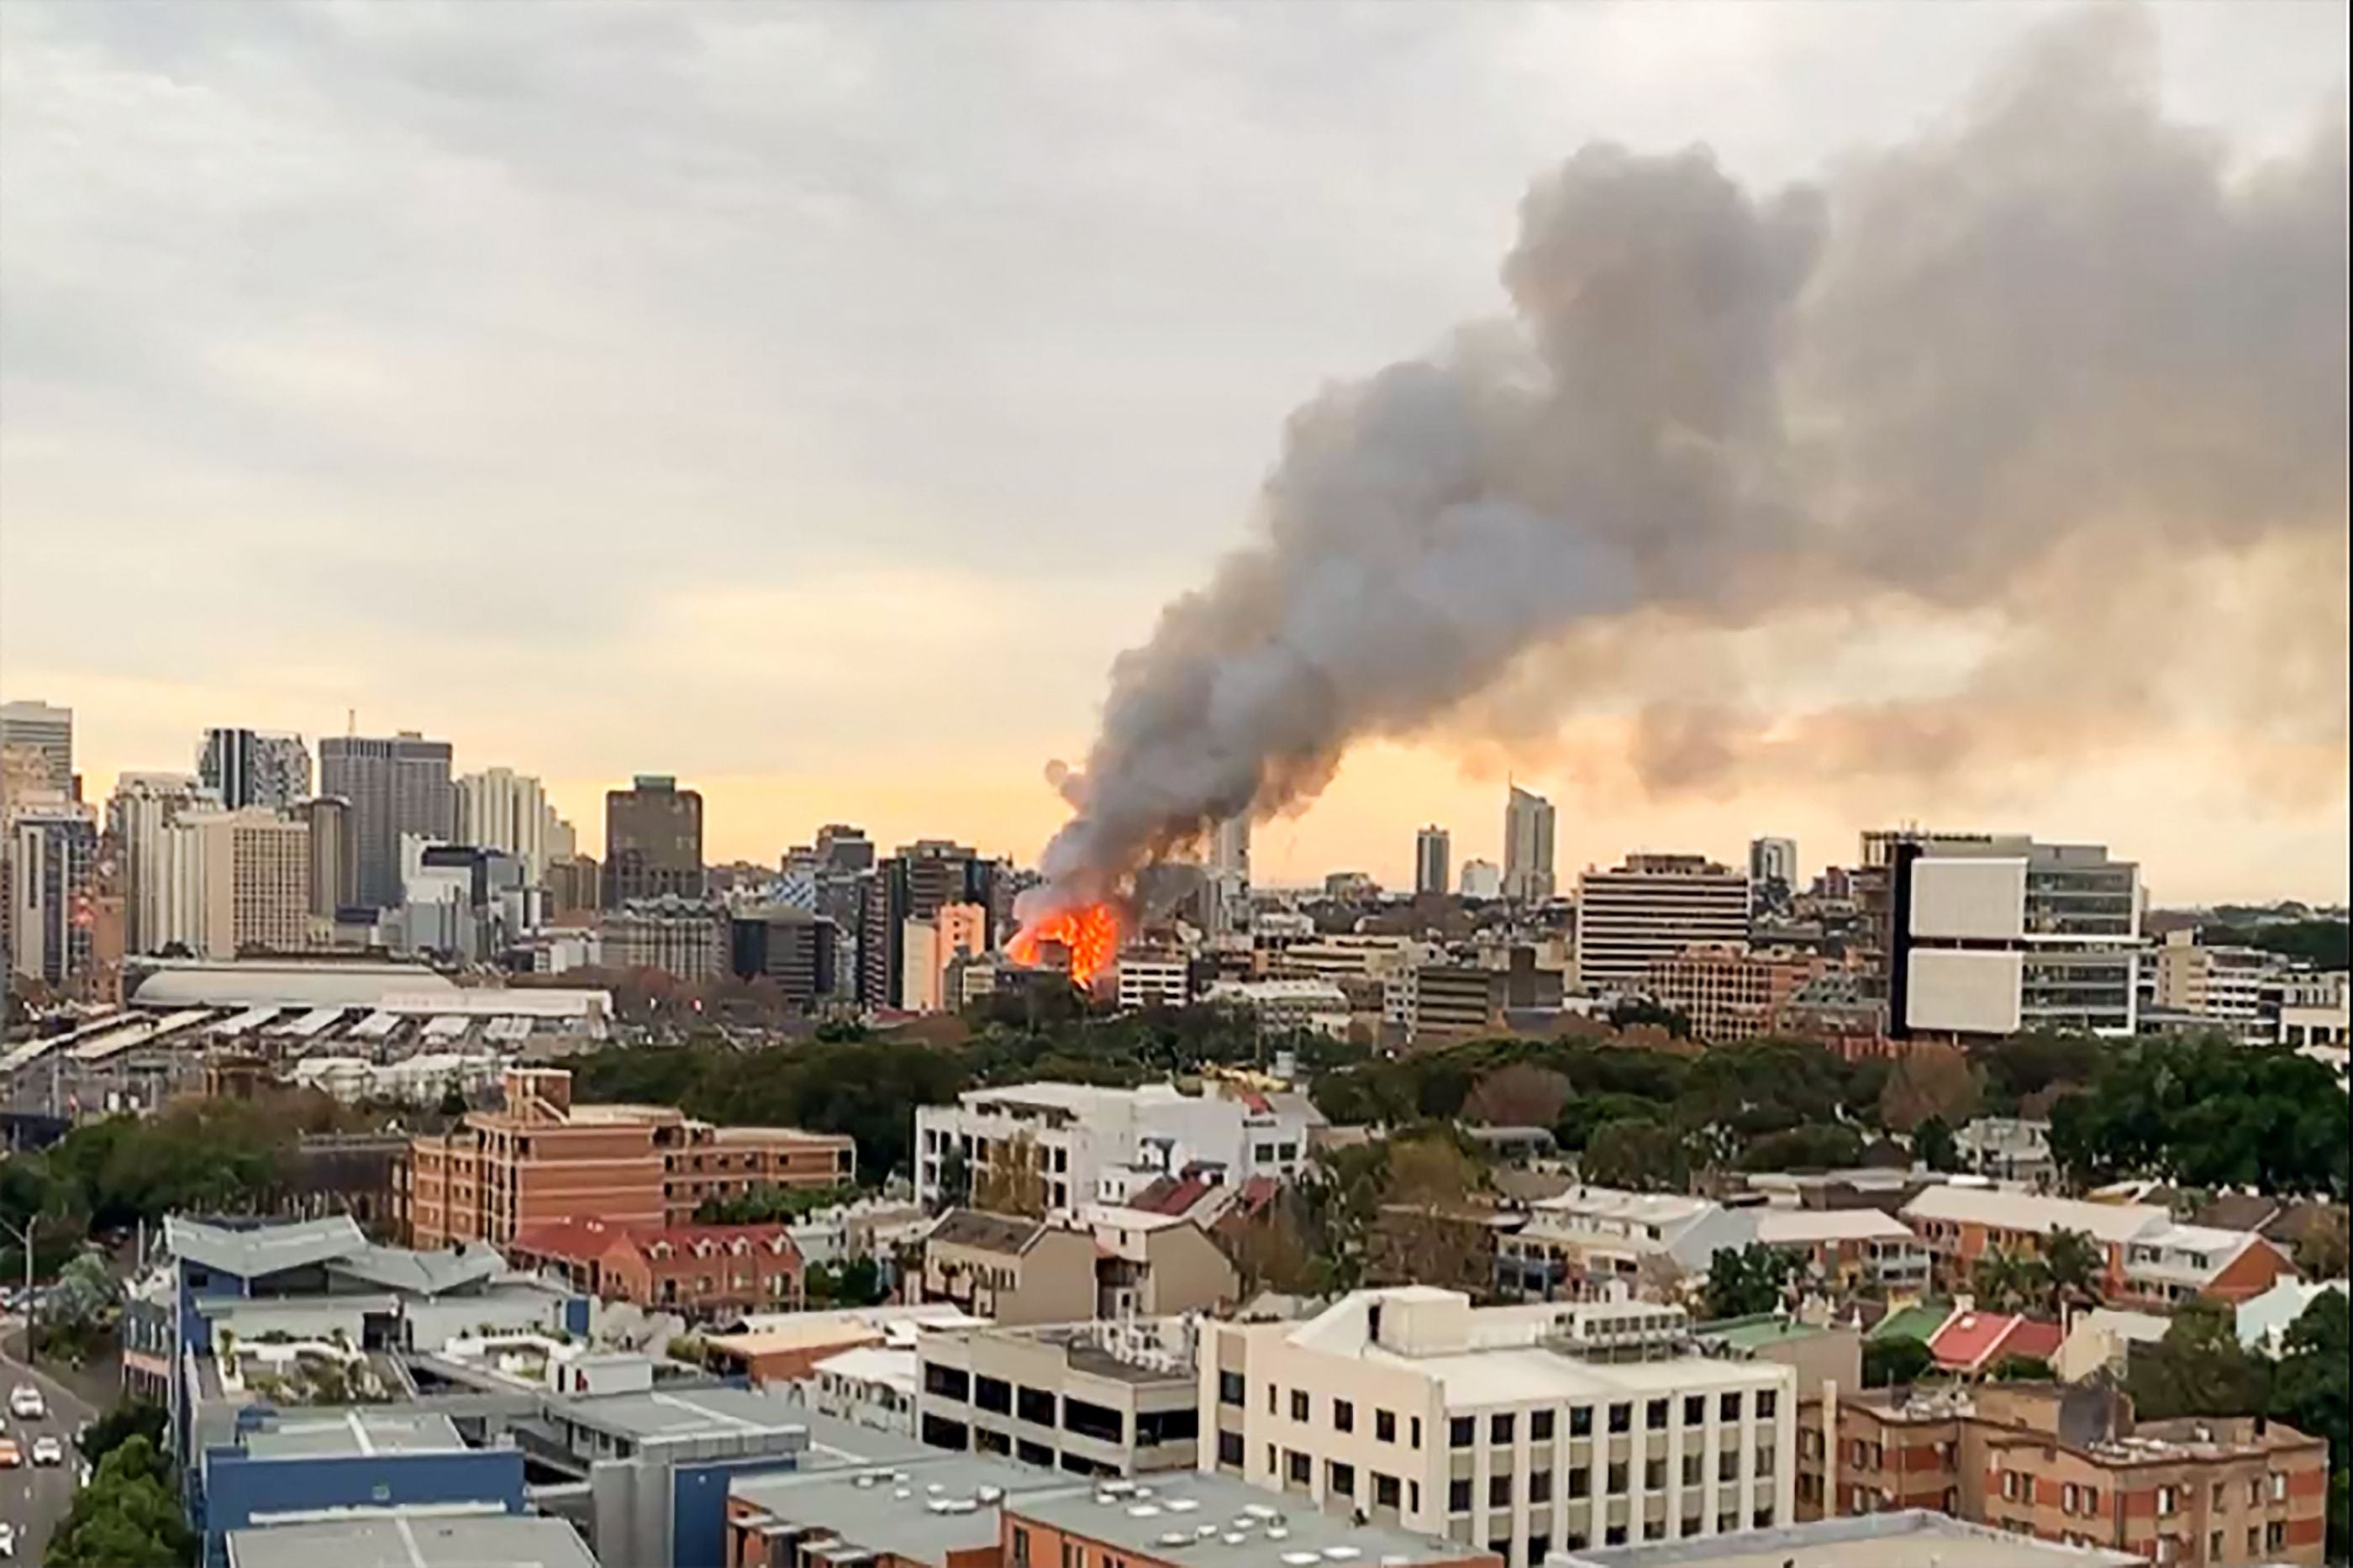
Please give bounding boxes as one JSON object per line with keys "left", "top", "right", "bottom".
{"left": 0, "top": 1211, "right": 45, "bottom": 1368}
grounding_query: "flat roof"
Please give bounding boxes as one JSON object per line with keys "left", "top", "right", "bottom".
{"left": 557, "top": 1385, "right": 808, "bottom": 1444}
{"left": 240, "top": 1408, "right": 468, "bottom": 1461}
{"left": 1012, "top": 1471, "right": 1476, "bottom": 1568}
{"left": 733, "top": 1454, "right": 1079, "bottom": 1565}
{"left": 1364, "top": 1342, "right": 1787, "bottom": 1408}
{"left": 1555, "top": 1509, "right": 2140, "bottom": 1567}
{"left": 226, "top": 1513, "right": 598, "bottom": 1568}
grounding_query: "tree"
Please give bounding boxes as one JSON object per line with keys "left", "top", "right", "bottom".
{"left": 2292, "top": 1206, "right": 2350, "bottom": 1279}
{"left": 2127, "top": 1303, "right": 2271, "bottom": 1422}
{"left": 2038, "top": 1228, "right": 2103, "bottom": 1318}
{"left": 44, "top": 1434, "right": 195, "bottom": 1568}
{"left": 2270, "top": 1292, "right": 2348, "bottom": 1472}
{"left": 1224, "top": 1202, "right": 1318, "bottom": 1297}
{"left": 1462, "top": 1064, "right": 1571, "bottom": 1130}
{"left": 1738, "top": 1124, "right": 1865, "bottom": 1173}
{"left": 1970, "top": 1247, "right": 2045, "bottom": 1315}
{"left": 971, "top": 1132, "right": 1050, "bottom": 1218}
{"left": 1989, "top": 1355, "right": 2056, "bottom": 1381}
{"left": 1879, "top": 1044, "right": 1982, "bottom": 1134}
{"left": 1375, "top": 1136, "right": 1490, "bottom": 1293}
{"left": 1608, "top": 998, "right": 1692, "bottom": 1039}
{"left": 1865, "top": 1335, "right": 1936, "bottom": 1388}
{"left": 1581, "top": 1118, "right": 1689, "bottom": 1192}
{"left": 77, "top": 1400, "right": 168, "bottom": 1466}
{"left": 1913, "top": 1114, "right": 1961, "bottom": 1174}
{"left": 1703, "top": 1243, "right": 1799, "bottom": 1319}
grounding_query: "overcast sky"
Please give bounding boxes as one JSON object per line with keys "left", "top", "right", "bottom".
{"left": 3, "top": 1, "right": 2345, "bottom": 901}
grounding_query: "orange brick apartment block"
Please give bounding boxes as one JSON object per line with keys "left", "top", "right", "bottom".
{"left": 1898, "top": 1187, "right": 2298, "bottom": 1313}
{"left": 407, "top": 1066, "right": 855, "bottom": 1250}
{"left": 510, "top": 1214, "right": 805, "bottom": 1318}
{"left": 1797, "top": 1383, "right": 2327, "bottom": 1567}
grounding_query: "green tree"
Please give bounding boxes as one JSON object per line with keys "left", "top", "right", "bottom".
{"left": 2270, "top": 1292, "right": 2348, "bottom": 1472}
{"left": 1581, "top": 1118, "right": 1689, "bottom": 1192}
{"left": 1969, "top": 1247, "right": 2045, "bottom": 1314}
{"left": 1703, "top": 1243, "right": 1800, "bottom": 1319}
{"left": 44, "top": 1434, "right": 195, "bottom": 1568}
{"left": 1864, "top": 1334, "right": 1936, "bottom": 1388}
{"left": 77, "top": 1400, "right": 168, "bottom": 1466}
{"left": 1913, "top": 1114, "right": 1961, "bottom": 1173}
{"left": 1737, "top": 1123, "right": 1865, "bottom": 1173}
{"left": 1989, "top": 1355, "right": 2056, "bottom": 1381}
{"left": 2038, "top": 1228, "right": 2103, "bottom": 1318}
{"left": 2127, "top": 1303, "right": 2271, "bottom": 1422}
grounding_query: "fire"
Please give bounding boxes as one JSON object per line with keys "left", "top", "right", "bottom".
{"left": 1008, "top": 902, "right": 1120, "bottom": 987}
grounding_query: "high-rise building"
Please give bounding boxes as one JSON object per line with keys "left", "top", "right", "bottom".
{"left": 858, "top": 841, "right": 998, "bottom": 1010}
{"left": 813, "top": 823, "right": 875, "bottom": 873}
{"left": 1502, "top": 785, "right": 1556, "bottom": 902}
{"left": 544, "top": 855, "right": 600, "bottom": 922}
{"left": 602, "top": 774, "right": 703, "bottom": 908}
{"left": 1575, "top": 853, "right": 1751, "bottom": 994}
{"left": 1459, "top": 858, "right": 1503, "bottom": 899}
{"left": 318, "top": 732, "right": 455, "bottom": 910}
{"left": 302, "top": 796, "right": 358, "bottom": 918}
{"left": 455, "top": 766, "right": 550, "bottom": 881}
{"left": 197, "top": 728, "right": 313, "bottom": 810}
{"left": 0, "top": 699, "right": 74, "bottom": 798}
{"left": 1747, "top": 836, "right": 1798, "bottom": 913}
{"left": 900, "top": 901, "right": 987, "bottom": 1012}
{"left": 8, "top": 803, "right": 97, "bottom": 987}
{"left": 601, "top": 894, "right": 728, "bottom": 981}
{"left": 107, "top": 771, "right": 218, "bottom": 953}
{"left": 729, "top": 907, "right": 840, "bottom": 1007}
{"left": 1882, "top": 834, "right": 2140, "bottom": 1039}
{"left": 1414, "top": 825, "right": 1451, "bottom": 897}
{"left": 156, "top": 807, "right": 312, "bottom": 960}
{"left": 1207, "top": 813, "right": 1251, "bottom": 935}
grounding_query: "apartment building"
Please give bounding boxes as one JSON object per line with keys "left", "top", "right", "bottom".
{"left": 156, "top": 806, "right": 312, "bottom": 960}
{"left": 508, "top": 1215, "right": 804, "bottom": 1319}
{"left": 601, "top": 893, "right": 730, "bottom": 981}
{"left": 917, "top": 1317, "right": 1203, "bottom": 1476}
{"left": 407, "top": 1066, "right": 854, "bottom": 1250}
{"left": 1640, "top": 944, "right": 1839, "bottom": 1044}
{"left": 1201, "top": 1286, "right": 1797, "bottom": 1565}
{"left": 1200, "top": 977, "right": 1352, "bottom": 1039}
{"left": 1008, "top": 1470, "right": 1500, "bottom": 1568}
{"left": 913, "top": 1081, "right": 1317, "bottom": 1213}
{"left": 1115, "top": 952, "right": 1192, "bottom": 1013}
{"left": 1898, "top": 1187, "right": 2298, "bottom": 1312}
{"left": 1493, "top": 1189, "right": 1928, "bottom": 1304}
{"left": 1412, "top": 964, "right": 1502, "bottom": 1040}
{"left": 916, "top": 1208, "right": 1235, "bottom": 1324}
{"left": 2152, "top": 929, "right": 2281, "bottom": 1044}
{"left": 1574, "top": 856, "right": 1750, "bottom": 995}
{"left": 1797, "top": 1382, "right": 2327, "bottom": 1566}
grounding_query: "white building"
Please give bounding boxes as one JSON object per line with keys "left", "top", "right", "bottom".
{"left": 2234, "top": 1276, "right": 2347, "bottom": 1355}
{"left": 1277, "top": 934, "right": 1422, "bottom": 981}
{"left": 1116, "top": 953, "right": 1192, "bottom": 1013}
{"left": 1460, "top": 860, "right": 1503, "bottom": 900}
{"left": 155, "top": 807, "right": 311, "bottom": 960}
{"left": 1202, "top": 977, "right": 1353, "bottom": 1039}
{"left": 914, "top": 1081, "right": 1317, "bottom": 1213}
{"left": 455, "top": 766, "right": 551, "bottom": 882}
{"left": 2277, "top": 970, "right": 2350, "bottom": 1047}
{"left": 1574, "top": 855, "right": 1750, "bottom": 995}
{"left": 1503, "top": 787, "right": 1556, "bottom": 903}
{"left": 806, "top": 1344, "right": 920, "bottom": 1435}
{"left": 1417, "top": 827, "right": 1452, "bottom": 897}
{"left": 1202, "top": 1286, "right": 1796, "bottom": 1565}
{"left": 108, "top": 771, "right": 221, "bottom": 954}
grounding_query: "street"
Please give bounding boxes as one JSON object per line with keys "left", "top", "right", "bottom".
{"left": 0, "top": 1323, "right": 97, "bottom": 1565}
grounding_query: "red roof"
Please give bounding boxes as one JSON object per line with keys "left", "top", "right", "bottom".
{"left": 1928, "top": 1310, "right": 2063, "bottom": 1373}
{"left": 1133, "top": 1177, "right": 1213, "bottom": 1218}
{"left": 511, "top": 1216, "right": 797, "bottom": 1265}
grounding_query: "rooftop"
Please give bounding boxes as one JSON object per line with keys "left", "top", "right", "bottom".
{"left": 165, "top": 1214, "right": 367, "bottom": 1280}
{"left": 1750, "top": 1208, "right": 1917, "bottom": 1245}
{"left": 557, "top": 1384, "right": 808, "bottom": 1444}
{"left": 732, "top": 1454, "right": 1076, "bottom": 1567}
{"left": 239, "top": 1408, "right": 468, "bottom": 1461}
{"left": 929, "top": 1209, "right": 1049, "bottom": 1255}
{"left": 1010, "top": 1469, "right": 1478, "bottom": 1568}
{"left": 1554, "top": 1509, "right": 2140, "bottom": 1567}
{"left": 225, "top": 1514, "right": 599, "bottom": 1568}
{"left": 1900, "top": 1186, "right": 2167, "bottom": 1246}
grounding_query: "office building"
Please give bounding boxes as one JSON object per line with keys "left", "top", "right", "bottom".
{"left": 408, "top": 1066, "right": 854, "bottom": 1250}
{"left": 1412, "top": 964, "right": 1501, "bottom": 1040}
{"left": 913, "top": 1081, "right": 1316, "bottom": 1213}
{"left": 302, "top": 795, "right": 358, "bottom": 918}
{"left": 455, "top": 765, "right": 551, "bottom": 881}
{"left": 730, "top": 905, "right": 840, "bottom": 1006}
{"left": 1206, "top": 813, "right": 1251, "bottom": 935}
{"left": 1881, "top": 834, "right": 2140, "bottom": 1039}
{"left": 1641, "top": 945, "right": 1837, "bottom": 1044}
{"left": 1574, "top": 855, "right": 1750, "bottom": 995}
{"left": 1461, "top": 859, "right": 1503, "bottom": 900}
{"left": 1117, "top": 951, "right": 1192, "bottom": 1013}
{"left": 197, "top": 727, "right": 312, "bottom": 810}
{"left": 318, "top": 731, "right": 455, "bottom": 909}
{"left": 1416, "top": 827, "right": 1453, "bottom": 897}
{"left": 903, "top": 900, "right": 989, "bottom": 1012}
{"left": 601, "top": 893, "right": 729, "bottom": 980}
{"left": 1503, "top": 787, "right": 1556, "bottom": 902}
{"left": 108, "top": 771, "right": 218, "bottom": 953}
{"left": 157, "top": 807, "right": 312, "bottom": 960}
{"left": 603, "top": 773, "right": 704, "bottom": 906}
{"left": 0, "top": 697, "right": 73, "bottom": 797}
{"left": 1748, "top": 837, "right": 1798, "bottom": 913}
{"left": 1796, "top": 1382, "right": 2325, "bottom": 1565}
{"left": 1203, "top": 1286, "right": 1797, "bottom": 1565}
{"left": 915, "top": 1317, "right": 1203, "bottom": 1475}
{"left": 1202, "top": 976, "right": 1351, "bottom": 1038}
{"left": 2151, "top": 929, "right": 2278, "bottom": 1044}
{"left": 861, "top": 840, "right": 998, "bottom": 1010}
{"left": 7, "top": 803, "right": 97, "bottom": 986}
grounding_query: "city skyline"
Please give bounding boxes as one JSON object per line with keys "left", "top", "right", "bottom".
{"left": 4, "top": 3, "right": 2346, "bottom": 906}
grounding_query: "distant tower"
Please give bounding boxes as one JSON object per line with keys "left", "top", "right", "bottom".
{"left": 1502, "top": 786, "right": 1556, "bottom": 902}
{"left": 1415, "top": 826, "right": 1451, "bottom": 897}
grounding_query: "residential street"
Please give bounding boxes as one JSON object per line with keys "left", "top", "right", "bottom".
{"left": 0, "top": 1323, "right": 97, "bottom": 1565}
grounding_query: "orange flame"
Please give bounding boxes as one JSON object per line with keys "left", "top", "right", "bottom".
{"left": 1008, "top": 902, "right": 1121, "bottom": 987}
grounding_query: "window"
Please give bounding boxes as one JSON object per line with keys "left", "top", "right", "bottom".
{"left": 1489, "top": 1475, "right": 1510, "bottom": 1507}
{"left": 1063, "top": 1396, "right": 1121, "bottom": 1444}
{"left": 1330, "top": 1460, "right": 1356, "bottom": 1498}
{"left": 1412, "top": 1417, "right": 1424, "bottom": 1449}
{"left": 1019, "top": 1386, "right": 1056, "bottom": 1426}
{"left": 1571, "top": 1407, "right": 1593, "bottom": 1439}
{"left": 1336, "top": 1398, "right": 1355, "bottom": 1433}
{"left": 2084, "top": 1487, "right": 2098, "bottom": 1514}
{"left": 1377, "top": 1408, "right": 1397, "bottom": 1444}
{"left": 2002, "top": 1472, "right": 2019, "bottom": 1502}
{"left": 1753, "top": 1507, "right": 1774, "bottom": 1529}
{"left": 1719, "top": 1451, "right": 1739, "bottom": 1482}
{"left": 1682, "top": 1454, "right": 1702, "bottom": 1486}
{"left": 1289, "top": 1450, "right": 1313, "bottom": 1486}
{"left": 1219, "top": 1371, "right": 1245, "bottom": 1408}
{"left": 1292, "top": 1390, "right": 1310, "bottom": 1422}
{"left": 924, "top": 1365, "right": 970, "bottom": 1401}
{"left": 1375, "top": 1473, "right": 1400, "bottom": 1508}
{"left": 1529, "top": 1468, "right": 1551, "bottom": 1501}
{"left": 1719, "top": 1392, "right": 1742, "bottom": 1423}
{"left": 1647, "top": 1399, "right": 1668, "bottom": 1431}
{"left": 1487, "top": 1543, "right": 1512, "bottom": 1565}
{"left": 2267, "top": 1522, "right": 2287, "bottom": 1552}
{"left": 2210, "top": 1531, "right": 2224, "bottom": 1562}
{"left": 1268, "top": 1386, "right": 1277, "bottom": 1415}
{"left": 2271, "top": 1472, "right": 2288, "bottom": 1502}
{"left": 2158, "top": 1486, "right": 2178, "bottom": 1516}
{"left": 1568, "top": 1470, "right": 1590, "bottom": 1499}
{"left": 1451, "top": 1417, "right": 1477, "bottom": 1449}
{"left": 1530, "top": 1410, "right": 1555, "bottom": 1442}
{"left": 1644, "top": 1458, "right": 1665, "bottom": 1490}
{"left": 1643, "top": 1519, "right": 1666, "bottom": 1542}
{"left": 1013, "top": 1527, "right": 1031, "bottom": 1568}
{"left": 1217, "top": 1431, "right": 1244, "bottom": 1467}
{"left": 1604, "top": 1526, "right": 1627, "bottom": 1547}
{"left": 1718, "top": 1513, "right": 1738, "bottom": 1535}
{"left": 1527, "top": 1535, "right": 1549, "bottom": 1565}
{"left": 976, "top": 1375, "right": 1012, "bottom": 1415}
{"left": 2063, "top": 1484, "right": 2079, "bottom": 1513}
{"left": 1488, "top": 1412, "right": 1513, "bottom": 1444}
{"left": 1756, "top": 1391, "right": 1776, "bottom": 1420}
{"left": 1608, "top": 1403, "right": 1631, "bottom": 1435}
{"left": 1756, "top": 1446, "right": 1774, "bottom": 1478}
{"left": 1450, "top": 1478, "right": 1472, "bottom": 1512}
{"left": 1683, "top": 1395, "right": 1705, "bottom": 1428}
{"left": 1607, "top": 1462, "right": 1629, "bottom": 1496}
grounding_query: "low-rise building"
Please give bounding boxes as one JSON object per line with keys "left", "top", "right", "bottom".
{"left": 2233, "top": 1276, "right": 2348, "bottom": 1355}
{"left": 1201, "top": 977, "right": 1353, "bottom": 1038}
{"left": 1899, "top": 1187, "right": 2298, "bottom": 1312}
{"left": 1007, "top": 1469, "right": 1499, "bottom": 1568}
{"left": 1410, "top": 964, "right": 1499, "bottom": 1040}
{"left": 1639, "top": 945, "right": 1838, "bottom": 1044}
{"left": 1117, "top": 952, "right": 1193, "bottom": 1013}
{"left": 915, "top": 1208, "right": 1235, "bottom": 1324}
{"left": 1795, "top": 1382, "right": 2328, "bottom": 1565}
{"left": 1952, "top": 1118, "right": 2059, "bottom": 1187}
{"left": 700, "top": 1303, "right": 988, "bottom": 1386}
{"left": 1924, "top": 1309, "right": 2064, "bottom": 1377}
{"left": 1202, "top": 1286, "right": 1798, "bottom": 1566}
{"left": 2054, "top": 1309, "right": 2171, "bottom": 1385}
{"left": 809, "top": 1344, "right": 922, "bottom": 1435}
{"left": 508, "top": 1216, "right": 806, "bottom": 1320}
{"left": 225, "top": 1515, "right": 600, "bottom": 1568}
{"left": 1555, "top": 1508, "right": 2140, "bottom": 1567}
{"left": 917, "top": 1317, "right": 1203, "bottom": 1476}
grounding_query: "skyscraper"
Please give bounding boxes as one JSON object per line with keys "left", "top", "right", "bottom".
{"left": 1208, "top": 813, "right": 1251, "bottom": 935}
{"left": 318, "top": 732, "right": 455, "bottom": 910}
{"left": 156, "top": 808, "right": 311, "bottom": 960}
{"left": 8, "top": 804, "right": 97, "bottom": 987}
{"left": 1748, "top": 836, "right": 1798, "bottom": 914}
{"left": 197, "top": 728, "right": 313, "bottom": 810}
{"left": 858, "top": 840, "right": 998, "bottom": 1009}
{"left": 602, "top": 775, "right": 704, "bottom": 907}
{"left": 1574, "top": 853, "right": 1750, "bottom": 994}
{"left": 1502, "top": 786, "right": 1556, "bottom": 902}
{"left": 1414, "top": 825, "right": 1451, "bottom": 897}
{"left": 108, "top": 771, "right": 218, "bottom": 953}
{"left": 303, "top": 796, "right": 358, "bottom": 918}
{"left": 456, "top": 766, "right": 551, "bottom": 881}
{"left": 0, "top": 699, "right": 73, "bottom": 800}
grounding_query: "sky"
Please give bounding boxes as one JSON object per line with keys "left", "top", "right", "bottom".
{"left": 2, "top": 0, "right": 2345, "bottom": 903}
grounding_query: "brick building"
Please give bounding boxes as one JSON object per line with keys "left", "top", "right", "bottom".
{"left": 1796, "top": 1382, "right": 2327, "bottom": 1566}
{"left": 1898, "top": 1187, "right": 2298, "bottom": 1312}
{"left": 406, "top": 1066, "right": 854, "bottom": 1250}
{"left": 508, "top": 1215, "right": 803, "bottom": 1318}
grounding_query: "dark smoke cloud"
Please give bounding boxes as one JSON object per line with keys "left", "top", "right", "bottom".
{"left": 1032, "top": 10, "right": 2347, "bottom": 909}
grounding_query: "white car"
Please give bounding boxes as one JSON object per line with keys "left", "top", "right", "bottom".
{"left": 30, "top": 1435, "right": 63, "bottom": 1466}
{"left": 0, "top": 1518, "right": 16, "bottom": 1558}
{"left": 7, "top": 1384, "right": 43, "bottom": 1420}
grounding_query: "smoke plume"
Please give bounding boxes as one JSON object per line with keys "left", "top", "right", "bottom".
{"left": 1032, "top": 11, "right": 2347, "bottom": 911}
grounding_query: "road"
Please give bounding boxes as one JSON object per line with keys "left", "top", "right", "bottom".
{"left": 0, "top": 1323, "right": 97, "bottom": 1564}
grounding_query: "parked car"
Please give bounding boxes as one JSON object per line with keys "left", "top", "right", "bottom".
{"left": 8, "top": 1384, "right": 44, "bottom": 1420}
{"left": 30, "top": 1435, "right": 63, "bottom": 1466}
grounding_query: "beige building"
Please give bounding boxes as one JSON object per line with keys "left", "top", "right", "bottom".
{"left": 1640, "top": 944, "right": 1838, "bottom": 1044}
{"left": 1202, "top": 1286, "right": 1797, "bottom": 1566}
{"left": 916, "top": 1208, "right": 1237, "bottom": 1325}
{"left": 918, "top": 1316, "right": 1204, "bottom": 1476}
{"left": 903, "top": 900, "right": 988, "bottom": 1012}
{"left": 160, "top": 807, "right": 311, "bottom": 959}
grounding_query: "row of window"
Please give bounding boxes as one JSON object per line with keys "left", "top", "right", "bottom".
{"left": 1477, "top": 1505, "right": 1777, "bottom": 1560}
{"left": 1226, "top": 1380, "right": 1771, "bottom": 1444}
{"left": 924, "top": 1365, "right": 1198, "bottom": 1446}
{"left": 1256, "top": 1444, "right": 1775, "bottom": 1510}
